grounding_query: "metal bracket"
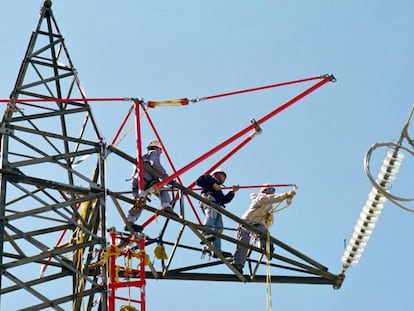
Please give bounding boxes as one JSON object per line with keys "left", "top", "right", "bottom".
{"left": 0, "top": 127, "right": 14, "bottom": 135}
{"left": 250, "top": 118, "right": 262, "bottom": 134}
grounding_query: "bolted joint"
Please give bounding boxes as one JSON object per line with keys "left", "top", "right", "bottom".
{"left": 43, "top": 0, "right": 52, "bottom": 8}
{"left": 320, "top": 74, "right": 337, "bottom": 82}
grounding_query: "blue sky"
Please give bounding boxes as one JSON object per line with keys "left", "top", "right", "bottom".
{"left": 1, "top": 1, "right": 414, "bottom": 310}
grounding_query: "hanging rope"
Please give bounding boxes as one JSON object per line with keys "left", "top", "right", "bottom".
{"left": 264, "top": 195, "right": 294, "bottom": 311}
{"left": 264, "top": 204, "right": 278, "bottom": 311}
{"left": 125, "top": 252, "right": 133, "bottom": 277}
{"left": 119, "top": 249, "right": 141, "bottom": 311}
{"left": 115, "top": 265, "right": 120, "bottom": 283}
{"left": 265, "top": 221, "right": 273, "bottom": 311}
{"left": 191, "top": 75, "right": 328, "bottom": 103}
{"left": 96, "top": 246, "right": 122, "bottom": 266}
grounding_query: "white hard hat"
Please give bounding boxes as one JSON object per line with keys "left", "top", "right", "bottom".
{"left": 211, "top": 168, "right": 227, "bottom": 177}
{"left": 260, "top": 183, "right": 275, "bottom": 193}
{"left": 147, "top": 140, "right": 162, "bottom": 149}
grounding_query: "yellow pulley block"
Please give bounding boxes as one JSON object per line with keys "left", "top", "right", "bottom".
{"left": 120, "top": 305, "right": 138, "bottom": 311}
{"left": 154, "top": 244, "right": 168, "bottom": 260}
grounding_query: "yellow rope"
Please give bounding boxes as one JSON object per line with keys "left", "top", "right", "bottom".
{"left": 265, "top": 214, "right": 273, "bottom": 311}
{"left": 128, "top": 249, "right": 151, "bottom": 265}
{"left": 263, "top": 193, "right": 295, "bottom": 311}
{"left": 120, "top": 248, "right": 149, "bottom": 311}
{"left": 96, "top": 246, "right": 150, "bottom": 267}
{"left": 125, "top": 253, "right": 133, "bottom": 277}
{"left": 115, "top": 265, "right": 120, "bottom": 283}
{"left": 73, "top": 199, "right": 97, "bottom": 305}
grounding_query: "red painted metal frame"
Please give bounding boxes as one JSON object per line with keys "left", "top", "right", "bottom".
{"left": 139, "top": 75, "right": 333, "bottom": 228}
{"left": 140, "top": 103, "right": 203, "bottom": 224}
{"left": 110, "top": 105, "right": 134, "bottom": 146}
{"left": 107, "top": 232, "right": 146, "bottom": 311}
{"left": 140, "top": 128, "right": 262, "bottom": 229}
{"left": 150, "top": 75, "right": 332, "bottom": 191}
{"left": 133, "top": 100, "right": 146, "bottom": 192}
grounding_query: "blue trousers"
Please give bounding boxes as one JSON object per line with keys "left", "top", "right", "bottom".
{"left": 202, "top": 204, "right": 224, "bottom": 250}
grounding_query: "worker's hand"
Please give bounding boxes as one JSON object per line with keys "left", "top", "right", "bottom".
{"left": 212, "top": 183, "right": 221, "bottom": 191}
{"left": 231, "top": 185, "right": 240, "bottom": 193}
{"left": 285, "top": 190, "right": 296, "bottom": 199}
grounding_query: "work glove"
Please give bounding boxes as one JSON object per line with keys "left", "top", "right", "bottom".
{"left": 212, "top": 183, "right": 221, "bottom": 191}
{"left": 231, "top": 185, "right": 240, "bottom": 193}
{"left": 285, "top": 190, "right": 296, "bottom": 199}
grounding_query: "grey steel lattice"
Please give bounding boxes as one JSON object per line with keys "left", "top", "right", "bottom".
{"left": 0, "top": 1, "right": 108, "bottom": 310}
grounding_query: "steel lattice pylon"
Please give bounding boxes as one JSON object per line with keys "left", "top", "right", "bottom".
{"left": 1, "top": 2, "right": 345, "bottom": 311}
{"left": 0, "top": 1, "right": 110, "bottom": 310}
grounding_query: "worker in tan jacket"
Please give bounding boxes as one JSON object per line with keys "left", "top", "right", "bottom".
{"left": 232, "top": 184, "right": 295, "bottom": 273}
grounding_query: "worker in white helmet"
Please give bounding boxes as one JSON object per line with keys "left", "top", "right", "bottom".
{"left": 126, "top": 139, "right": 174, "bottom": 232}
{"left": 231, "top": 184, "right": 296, "bottom": 273}
{"left": 196, "top": 168, "right": 239, "bottom": 258}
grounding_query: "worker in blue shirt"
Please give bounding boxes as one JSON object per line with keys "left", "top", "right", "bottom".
{"left": 196, "top": 168, "right": 239, "bottom": 257}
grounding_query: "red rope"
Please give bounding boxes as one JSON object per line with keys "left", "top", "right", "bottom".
{"left": 139, "top": 76, "right": 332, "bottom": 228}
{"left": 110, "top": 105, "right": 134, "bottom": 146}
{"left": 151, "top": 76, "right": 332, "bottom": 192}
{"left": 0, "top": 76, "right": 329, "bottom": 106}
{"left": 0, "top": 97, "right": 130, "bottom": 103}
{"left": 193, "top": 75, "right": 324, "bottom": 102}
{"left": 191, "top": 184, "right": 296, "bottom": 191}
{"left": 186, "top": 131, "right": 258, "bottom": 190}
